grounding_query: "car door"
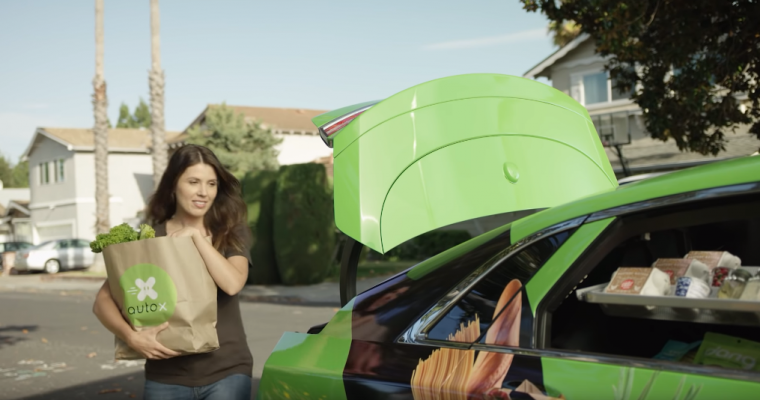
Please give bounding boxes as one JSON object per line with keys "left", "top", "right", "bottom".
{"left": 72, "top": 239, "right": 94, "bottom": 268}
{"left": 528, "top": 186, "right": 760, "bottom": 399}
{"left": 55, "top": 240, "right": 73, "bottom": 269}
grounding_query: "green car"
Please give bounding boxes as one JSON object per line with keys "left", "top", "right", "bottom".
{"left": 257, "top": 74, "right": 760, "bottom": 400}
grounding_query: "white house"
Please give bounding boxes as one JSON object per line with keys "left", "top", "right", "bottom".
{"left": 0, "top": 187, "right": 31, "bottom": 243}
{"left": 168, "top": 105, "right": 333, "bottom": 167}
{"left": 21, "top": 127, "right": 179, "bottom": 244}
{"left": 524, "top": 34, "right": 758, "bottom": 177}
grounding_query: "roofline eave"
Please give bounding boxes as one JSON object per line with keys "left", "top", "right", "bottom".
{"left": 523, "top": 33, "right": 591, "bottom": 79}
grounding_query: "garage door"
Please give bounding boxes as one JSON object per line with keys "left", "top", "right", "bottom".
{"left": 36, "top": 224, "right": 73, "bottom": 243}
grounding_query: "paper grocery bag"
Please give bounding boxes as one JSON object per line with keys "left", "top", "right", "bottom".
{"left": 102, "top": 236, "right": 219, "bottom": 360}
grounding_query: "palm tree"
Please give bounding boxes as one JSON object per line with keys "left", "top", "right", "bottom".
{"left": 93, "top": 0, "right": 109, "bottom": 234}
{"left": 149, "top": 0, "right": 167, "bottom": 189}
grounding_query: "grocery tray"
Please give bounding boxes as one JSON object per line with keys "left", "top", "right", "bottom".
{"left": 575, "top": 266, "right": 760, "bottom": 326}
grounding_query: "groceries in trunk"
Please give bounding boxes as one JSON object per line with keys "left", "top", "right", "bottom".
{"left": 603, "top": 251, "right": 760, "bottom": 302}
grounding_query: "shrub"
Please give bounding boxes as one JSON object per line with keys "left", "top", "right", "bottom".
{"left": 273, "top": 163, "right": 335, "bottom": 285}
{"left": 240, "top": 169, "right": 281, "bottom": 284}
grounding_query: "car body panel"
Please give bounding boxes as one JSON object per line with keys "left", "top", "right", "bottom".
{"left": 330, "top": 74, "right": 592, "bottom": 156}
{"left": 329, "top": 74, "right": 617, "bottom": 253}
{"left": 510, "top": 155, "right": 760, "bottom": 243}
{"left": 256, "top": 299, "right": 354, "bottom": 400}
{"left": 542, "top": 358, "right": 759, "bottom": 399}
{"left": 524, "top": 217, "right": 615, "bottom": 315}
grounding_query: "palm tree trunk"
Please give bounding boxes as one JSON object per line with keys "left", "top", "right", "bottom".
{"left": 149, "top": 0, "right": 167, "bottom": 190}
{"left": 93, "top": 0, "right": 110, "bottom": 234}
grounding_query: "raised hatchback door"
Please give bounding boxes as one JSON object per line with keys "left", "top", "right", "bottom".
{"left": 314, "top": 74, "right": 618, "bottom": 254}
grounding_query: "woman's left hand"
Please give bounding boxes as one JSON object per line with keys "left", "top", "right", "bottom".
{"left": 168, "top": 226, "right": 201, "bottom": 239}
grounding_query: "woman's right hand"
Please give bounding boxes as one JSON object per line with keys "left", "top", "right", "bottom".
{"left": 126, "top": 322, "right": 181, "bottom": 360}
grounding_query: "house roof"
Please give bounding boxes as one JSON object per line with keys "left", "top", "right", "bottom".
{"left": 22, "top": 128, "right": 182, "bottom": 160}
{"left": 4, "top": 200, "right": 30, "bottom": 218}
{"left": 523, "top": 33, "right": 592, "bottom": 79}
{"left": 0, "top": 188, "right": 30, "bottom": 210}
{"left": 169, "top": 105, "right": 329, "bottom": 145}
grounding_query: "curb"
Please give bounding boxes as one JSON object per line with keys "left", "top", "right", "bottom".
{"left": 40, "top": 275, "right": 107, "bottom": 282}
{"left": 237, "top": 293, "right": 340, "bottom": 308}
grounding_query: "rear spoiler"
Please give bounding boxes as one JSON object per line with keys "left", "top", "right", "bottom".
{"left": 313, "top": 100, "right": 379, "bottom": 148}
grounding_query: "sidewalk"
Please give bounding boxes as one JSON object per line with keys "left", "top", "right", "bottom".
{"left": 0, "top": 272, "right": 393, "bottom": 307}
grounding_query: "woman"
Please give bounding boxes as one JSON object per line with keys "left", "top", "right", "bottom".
{"left": 92, "top": 144, "right": 254, "bottom": 400}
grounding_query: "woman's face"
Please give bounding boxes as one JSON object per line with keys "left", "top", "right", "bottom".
{"left": 174, "top": 162, "right": 218, "bottom": 218}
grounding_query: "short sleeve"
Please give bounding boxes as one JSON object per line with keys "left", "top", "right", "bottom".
{"left": 224, "top": 223, "right": 253, "bottom": 266}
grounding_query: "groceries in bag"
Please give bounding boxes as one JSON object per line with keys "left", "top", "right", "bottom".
{"left": 92, "top": 223, "right": 219, "bottom": 360}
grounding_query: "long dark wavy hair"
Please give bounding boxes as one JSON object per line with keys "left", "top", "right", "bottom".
{"left": 147, "top": 144, "right": 247, "bottom": 254}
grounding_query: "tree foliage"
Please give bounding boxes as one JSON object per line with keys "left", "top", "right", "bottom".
{"left": 548, "top": 20, "right": 581, "bottom": 47}
{"left": 186, "top": 103, "right": 282, "bottom": 178}
{"left": 523, "top": 0, "right": 760, "bottom": 155}
{"left": 0, "top": 156, "right": 28, "bottom": 188}
{"left": 116, "top": 98, "right": 151, "bottom": 129}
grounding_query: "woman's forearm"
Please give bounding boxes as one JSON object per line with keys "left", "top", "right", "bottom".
{"left": 192, "top": 234, "right": 248, "bottom": 295}
{"left": 92, "top": 282, "right": 136, "bottom": 344}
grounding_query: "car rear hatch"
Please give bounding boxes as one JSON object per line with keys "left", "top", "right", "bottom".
{"left": 314, "top": 73, "right": 618, "bottom": 254}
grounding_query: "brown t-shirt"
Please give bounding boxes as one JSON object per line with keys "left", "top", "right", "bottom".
{"left": 144, "top": 223, "right": 253, "bottom": 386}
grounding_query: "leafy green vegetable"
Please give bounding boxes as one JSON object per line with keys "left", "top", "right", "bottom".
{"left": 139, "top": 224, "right": 155, "bottom": 240}
{"left": 90, "top": 223, "right": 156, "bottom": 253}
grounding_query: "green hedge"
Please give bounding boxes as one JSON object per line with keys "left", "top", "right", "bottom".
{"left": 273, "top": 164, "right": 335, "bottom": 285}
{"left": 241, "top": 169, "right": 281, "bottom": 285}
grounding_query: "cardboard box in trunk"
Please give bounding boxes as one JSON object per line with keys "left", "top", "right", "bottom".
{"left": 103, "top": 236, "right": 219, "bottom": 360}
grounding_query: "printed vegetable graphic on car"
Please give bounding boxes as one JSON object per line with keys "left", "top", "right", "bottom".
{"left": 410, "top": 279, "right": 566, "bottom": 400}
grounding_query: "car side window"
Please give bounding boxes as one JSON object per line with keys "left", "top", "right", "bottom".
{"left": 426, "top": 230, "right": 573, "bottom": 348}
{"left": 56, "top": 240, "right": 70, "bottom": 249}
{"left": 543, "top": 194, "right": 760, "bottom": 371}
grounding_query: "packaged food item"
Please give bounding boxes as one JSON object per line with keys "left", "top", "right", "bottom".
{"left": 653, "top": 340, "right": 702, "bottom": 361}
{"left": 684, "top": 251, "right": 741, "bottom": 270}
{"left": 712, "top": 267, "right": 731, "bottom": 287}
{"left": 675, "top": 276, "right": 711, "bottom": 299}
{"left": 739, "top": 274, "right": 760, "bottom": 301}
{"left": 605, "top": 267, "right": 671, "bottom": 296}
{"left": 653, "top": 258, "right": 710, "bottom": 285}
{"left": 694, "top": 332, "right": 760, "bottom": 371}
{"left": 718, "top": 268, "right": 753, "bottom": 299}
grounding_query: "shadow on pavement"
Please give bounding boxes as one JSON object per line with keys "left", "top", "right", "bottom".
{"left": 17, "top": 371, "right": 262, "bottom": 400}
{"left": 0, "top": 325, "right": 38, "bottom": 349}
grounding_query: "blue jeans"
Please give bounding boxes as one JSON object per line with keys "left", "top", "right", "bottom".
{"left": 144, "top": 374, "right": 251, "bottom": 400}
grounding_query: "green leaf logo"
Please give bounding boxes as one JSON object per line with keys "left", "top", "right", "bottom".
{"left": 120, "top": 263, "right": 177, "bottom": 327}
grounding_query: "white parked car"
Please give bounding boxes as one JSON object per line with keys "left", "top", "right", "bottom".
{"left": 14, "top": 239, "right": 96, "bottom": 274}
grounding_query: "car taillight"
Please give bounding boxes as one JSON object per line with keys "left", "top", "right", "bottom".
{"left": 319, "top": 104, "right": 375, "bottom": 147}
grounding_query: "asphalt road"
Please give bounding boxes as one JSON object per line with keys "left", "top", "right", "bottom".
{"left": 0, "top": 290, "right": 339, "bottom": 400}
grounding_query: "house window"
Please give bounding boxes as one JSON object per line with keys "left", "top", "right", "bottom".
{"left": 54, "top": 159, "right": 64, "bottom": 183}
{"left": 580, "top": 71, "right": 634, "bottom": 105}
{"left": 39, "top": 162, "right": 49, "bottom": 185}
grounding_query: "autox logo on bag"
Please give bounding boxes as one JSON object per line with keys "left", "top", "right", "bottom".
{"left": 119, "top": 263, "right": 178, "bottom": 327}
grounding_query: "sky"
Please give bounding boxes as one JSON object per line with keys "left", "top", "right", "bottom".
{"left": 0, "top": 0, "right": 556, "bottom": 164}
